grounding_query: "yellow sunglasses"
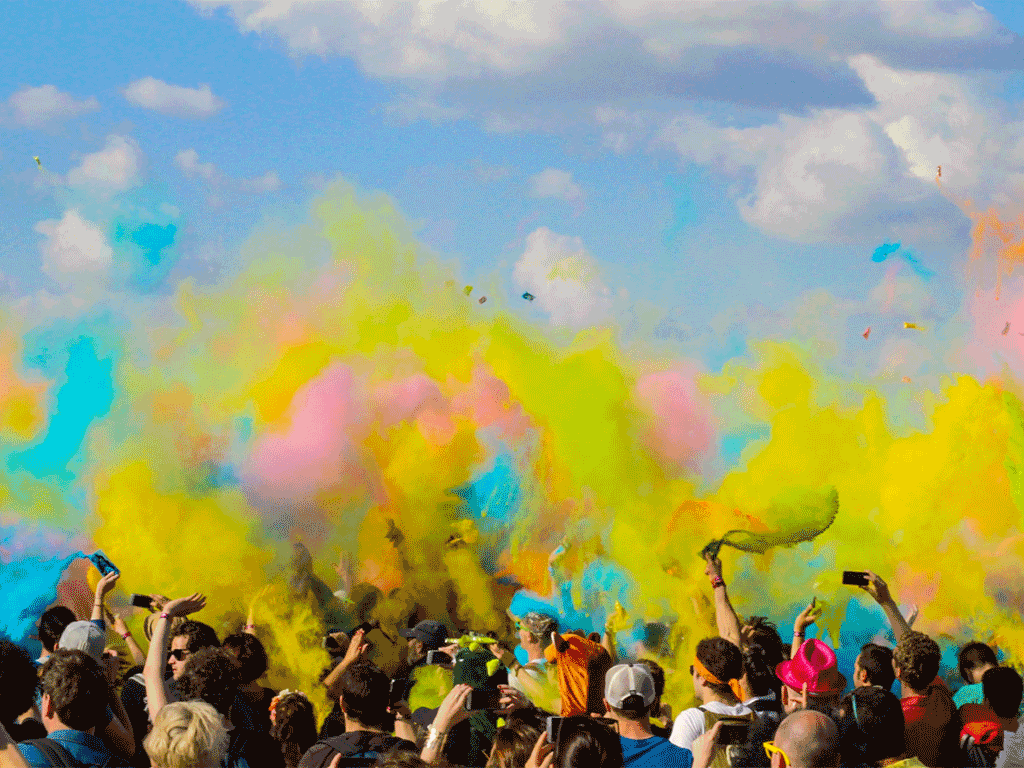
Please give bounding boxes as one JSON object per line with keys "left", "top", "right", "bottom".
{"left": 763, "top": 741, "right": 791, "bottom": 766}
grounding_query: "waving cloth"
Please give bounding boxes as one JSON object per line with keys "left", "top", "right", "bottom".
{"left": 699, "top": 488, "right": 839, "bottom": 561}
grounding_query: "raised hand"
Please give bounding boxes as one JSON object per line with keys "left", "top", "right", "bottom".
{"left": 162, "top": 593, "right": 207, "bottom": 618}
{"left": 432, "top": 683, "right": 472, "bottom": 733}
{"left": 861, "top": 572, "right": 893, "bottom": 606}
{"left": 704, "top": 555, "right": 723, "bottom": 581}
{"left": 794, "top": 598, "right": 821, "bottom": 634}
{"left": 342, "top": 628, "right": 370, "bottom": 667}
{"left": 497, "top": 684, "right": 529, "bottom": 713}
{"left": 95, "top": 571, "right": 120, "bottom": 599}
{"left": 524, "top": 731, "right": 555, "bottom": 768}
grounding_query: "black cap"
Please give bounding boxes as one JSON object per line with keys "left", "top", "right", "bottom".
{"left": 399, "top": 620, "right": 449, "bottom": 650}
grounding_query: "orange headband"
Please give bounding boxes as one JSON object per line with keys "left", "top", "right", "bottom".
{"left": 693, "top": 657, "right": 745, "bottom": 702}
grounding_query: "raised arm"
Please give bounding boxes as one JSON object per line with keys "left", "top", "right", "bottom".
{"left": 108, "top": 610, "right": 146, "bottom": 665}
{"left": 91, "top": 571, "right": 120, "bottom": 625}
{"left": 321, "top": 628, "right": 368, "bottom": 701}
{"left": 706, "top": 556, "right": 743, "bottom": 648}
{"left": 861, "top": 572, "right": 911, "bottom": 643}
{"left": 144, "top": 593, "right": 206, "bottom": 720}
{"left": 420, "top": 684, "right": 471, "bottom": 764}
{"left": 791, "top": 599, "right": 821, "bottom": 658}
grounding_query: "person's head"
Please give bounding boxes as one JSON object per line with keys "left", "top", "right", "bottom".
{"left": 892, "top": 632, "right": 940, "bottom": 691}
{"left": 982, "top": 666, "right": 1024, "bottom": 719}
{"left": 636, "top": 658, "right": 665, "bottom": 706}
{"left": 517, "top": 613, "right": 559, "bottom": 654}
{"left": 771, "top": 710, "right": 840, "bottom": 768}
{"left": 776, "top": 639, "right": 847, "bottom": 715}
{"left": 603, "top": 664, "right": 656, "bottom": 722}
{"left": 487, "top": 722, "right": 543, "bottom": 768}
{"left": 743, "top": 616, "right": 786, "bottom": 660}
{"left": 57, "top": 621, "right": 105, "bottom": 662}
{"left": 854, "top": 644, "right": 895, "bottom": 691}
{"left": 374, "top": 751, "right": 428, "bottom": 768}
{"left": 959, "top": 641, "right": 999, "bottom": 684}
{"left": 636, "top": 623, "right": 669, "bottom": 657}
{"left": 269, "top": 692, "right": 317, "bottom": 768}
{"left": 836, "top": 686, "right": 905, "bottom": 767}
{"left": 176, "top": 647, "right": 241, "bottom": 719}
{"left": 554, "top": 716, "right": 623, "bottom": 768}
{"left": 692, "top": 637, "right": 745, "bottom": 703}
{"left": 338, "top": 661, "right": 391, "bottom": 729}
{"left": 0, "top": 640, "right": 39, "bottom": 727}
{"left": 744, "top": 642, "right": 786, "bottom": 698}
{"left": 398, "top": 620, "right": 448, "bottom": 664}
{"left": 169, "top": 620, "right": 220, "bottom": 680}
{"left": 38, "top": 606, "right": 76, "bottom": 653}
{"left": 221, "top": 633, "right": 269, "bottom": 685}
{"left": 38, "top": 650, "right": 110, "bottom": 732}
{"left": 144, "top": 700, "right": 229, "bottom": 768}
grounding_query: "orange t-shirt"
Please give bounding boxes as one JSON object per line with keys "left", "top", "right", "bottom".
{"left": 545, "top": 634, "right": 611, "bottom": 716}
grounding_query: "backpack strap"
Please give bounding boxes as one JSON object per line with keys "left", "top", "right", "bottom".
{"left": 22, "top": 738, "right": 77, "bottom": 768}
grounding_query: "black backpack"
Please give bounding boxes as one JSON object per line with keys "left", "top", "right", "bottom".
{"left": 23, "top": 738, "right": 116, "bottom": 768}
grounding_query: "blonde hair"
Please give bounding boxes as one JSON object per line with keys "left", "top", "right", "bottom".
{"left": 144, "top": 701, "right": 229, "bottom": 768}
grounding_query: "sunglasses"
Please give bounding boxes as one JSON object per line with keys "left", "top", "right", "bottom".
{"left": 169, "top": 649, "right": 191, "bottom": 661}
{"left": 763, "top": 741, "right": 791, "bottom": 766}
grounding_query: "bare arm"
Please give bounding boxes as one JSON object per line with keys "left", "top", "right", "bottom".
{"left": 144, "top": 594, "right": 206, "bottom": 721}
{"left": 791, "top": 599, "right": 821, "bottom": 658}
{"left": 322, "top": 629, "right": 368, "bottom": 701}
{"left": 861, "top": 572, "right": 911, "bottom": 643}
{"left": 109, "top": 611, "right": 146, "bottom": 666}
{"left": 706, "top": 557, "right": 743, "bottom": 648}
{"left": 420, "top": 685, "right": 471, "bottom": 764}
{"left": 91, "top": 571, "right": 119, "bottom": 625}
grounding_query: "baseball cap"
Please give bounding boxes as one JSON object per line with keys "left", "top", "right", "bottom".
{"left": 398, "top": 620, "right": 449, "bottom": 650}
{"left": 58, "top": 621, "right": 105, "bottom": 662}
{"left": 605, "top": 663, "right": 656, "bottom": 711}
{"left": 519, "top": 612, "right": 558, "bottom": 636}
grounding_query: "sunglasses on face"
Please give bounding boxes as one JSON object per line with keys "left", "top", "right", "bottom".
{"left": 169, "top": 649, "right": 191, "bottom": 661}
{"left": 763, "top": 741, "right": 791, "bottom": 766}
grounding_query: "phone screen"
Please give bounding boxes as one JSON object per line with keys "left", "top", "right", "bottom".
{"left": 90, "top": 551, "right": 119, "bottom": 576}
{"left": 842, "top": 571, "right": 869, "bottom": 586}
{"left": 465, "top": 689, "right": 503, "bottom": 711}
{"left": 129, "top": 594, "right": 153, "bottom": 609}
{"left": 718, "top": 723, "right": 750, "bottom": 745}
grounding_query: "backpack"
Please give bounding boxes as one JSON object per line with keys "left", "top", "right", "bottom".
{"left": 699, "top": 707, "right": 760, "bottom": 768}
{"left": 23, "top": 738, "right": 116, "bottom": 768}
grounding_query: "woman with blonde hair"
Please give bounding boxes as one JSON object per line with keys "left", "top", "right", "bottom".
{"left": 144, "top": 701, "right": 228, "bottom": 768}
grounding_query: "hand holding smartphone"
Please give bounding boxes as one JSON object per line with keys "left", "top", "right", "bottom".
{"left": 842, "top": 571, "right": 869, "bottom": 586}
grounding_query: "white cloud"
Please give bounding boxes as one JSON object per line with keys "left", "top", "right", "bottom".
{"left": 513, "top": 227, "right": 612, "bottom": 327}
{"left": 175, "top": 148, "right": 281, "bottom": 195}
{"left": 7, "top": 85, "right": 99, "bottom": 127}
{"left": 123, "top": 77, "right": 224, "bottom": 118}
{"left": 34, "top": 210, "right": 113, "bottom": 281}
{"left": 66, "top": 135, "right": 143, "bottom": 197}
{"left": 384, "top": 94, "right": 467, "bottom": 125}
{"left": 530, "top": 168, "right": 584, "bottom": 207}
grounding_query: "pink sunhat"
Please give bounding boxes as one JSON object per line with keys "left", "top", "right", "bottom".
{"left": 775, "top": 638, "right": 847, "bottom": 694}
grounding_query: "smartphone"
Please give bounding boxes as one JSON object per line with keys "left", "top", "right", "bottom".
{"left": 129, "top": 594, "right": 153, "bottom": 609}
{"left": 842, "top": 571, "right": 869, "bottom": 586}
{"left": 718, "top": 723, "right": 750, "bottom": 745}
{"left": 425, "top": 650, "right": 453, "bottom": 666}
{"left": 465, "top": 689, "right": 503, "bottom": 711}
{"left": 389, "top": 678, "right": 409, "bottom": 707}
{"left": 89, "top": 551, "right": 119, "bottom": 576}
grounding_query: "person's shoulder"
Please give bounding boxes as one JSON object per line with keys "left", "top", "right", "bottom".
{"left": 297, "top": 741, "right": 337, "bottom": 768}
{"left": 14, "top": 741, "right": 47, "bottom": 768}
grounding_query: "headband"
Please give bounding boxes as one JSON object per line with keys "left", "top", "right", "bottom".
{"left": 693, "top": 657, "right": 745, "bottom": 703}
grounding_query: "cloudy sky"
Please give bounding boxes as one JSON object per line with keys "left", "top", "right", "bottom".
{"left": 3, "top": 0, "right": 1024, "bottom": 373}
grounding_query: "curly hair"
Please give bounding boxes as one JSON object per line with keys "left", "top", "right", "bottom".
{"left": 144, "top": 700, "right": 229, "bottom": 768}
{"left": 893, "top": 632, "right": 941, "bottom": 690}
{"left": 172, "top": 620, "right": 221, "bottom": 653}
{"left": 270, "top": 693, "right": 317, "bottom": 768}
{"left": 39, "top": 650, "right": 110, "bottom": 731}
{"left": 221, "top": 633, "right": 269, "bottom": 684}
{"left": 177, "top": 647, "right": 241, "bottom": 717}
{"left": 0, "top": 640, "right": 39, "bottom": 726}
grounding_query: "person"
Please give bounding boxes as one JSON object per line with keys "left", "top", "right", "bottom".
{"left": 892, "top": 631, "right": 958, "bottom": 767}
{"left": 669, "top": 637, "right": 753, "bottom": 752}
{"left": 959, "top": 666, "right": 1022, "bottom": 765}
{"left": 765, "top": 710, "right": 840, "bottom": 768}
{"left": 602, "top": 663, "right": 692, "bottom": 767}
{"left": 776, "top": 639, "right": 847, "bottom": 717}
{"left": 955, "top": 643, "right": 1000, "bottom": 709}
{"left": 487, "top": 721, "right": 543, "bottom": 768}
{"left": 524, "top": 717, "right": 624, "bottom": 768}
{"left": 143, "top": 700, "right": 229, "bottom": 768}
{"left": 169, "top": 621, "right": 222, "bottom": 682}
{"left": 0, "top": 640, "right": 45, "bottom": 742}
{"left": 16, "top": 650, "right": 130, "bottom": 768}
{"left": 855, "top": 644, "right": 896, "bottom": 692}
{"left": 546, "top": 630, "right": 612, "bottom": 717}
{"left": 269, "top": 691, "right": 318, "bottom": 768}
{"left": 397, "top": 621, "right": 449, "bottom": 669}
{"left": 635, "top": 659, "right": 671, "bottom": 737}
{"left": 491, "top": 613, "right": 559, "bottom": 698}
{"left": 222, "top": 633, "right": 276, "bottom": 734}
{"left": 36, "top": 607, "right": 76, "bottom": 667}
{"left": 834, "top": 685, "right": 919, "bottom": 767}
{"left": 297, "top": 661, "right": 419, "bottom": 768}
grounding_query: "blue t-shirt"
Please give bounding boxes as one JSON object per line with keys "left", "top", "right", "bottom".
{"left": 954, "top": 682, "right": 985, "bottom": 708}
{"left": 620, "top": 735, "right": 694, "bottom": 768}
{"left": 17, "top": 728, "right": 127, "bottom": 767}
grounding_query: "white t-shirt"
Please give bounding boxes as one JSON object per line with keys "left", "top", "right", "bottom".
{"left": 669, "top": 701, "right": 753, "bottom": 751}
{"left": 509, "top": 657, "right": 549, "bottom": 695}
{"left": 996, "top": 728, "right": 1023, "bottom": 768}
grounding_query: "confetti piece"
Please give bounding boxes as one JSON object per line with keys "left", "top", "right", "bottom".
{"left": 862, "top": 327, "right": 871, "bottom": 340}
{"left": 937, "top": 165, "right": 942, "bottom": 178}
{"left": 1004, "top": 322, "right": 1011, "bottom": 336}
{"left": 463, "top": 286, "right": 473, "bottom": 296}
{"left": 478, "top": 296, "right": 486, "bottom": 304}
{"left": 522, "top": 292, "right": 535, "bottom": 301}
{"left": 33, "top": 156, "right": 41, "bottom": 169}
{"left": 903, "top": 322, "right": 918, "bottom": 330}
{"left": 902, "top": 376, "right": 911, "bottom": 383}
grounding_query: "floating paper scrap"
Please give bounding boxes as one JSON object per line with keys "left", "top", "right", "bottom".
{"left": 523, "top": 292, "right": 535, "bottom": 301}
{"left": 863, "top": 327, "right": 871, "bottom": 339}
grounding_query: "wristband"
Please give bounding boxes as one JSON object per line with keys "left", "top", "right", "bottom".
{"left": 159, "top": 613, "right": 170, "bottom": 620}
{"left": 121, "top": 632, "right": 131, "bottom": 639}
{"left": 710, "top": 576, "right": 725, "bottom": 589}
{"left": 244, "top": 624, "right": 256, "bottom": 630}
{"left": 794, "top": 632, "right": 805, "bottom": 639}
{"left": 425, "top": 725, "right": 447, "bottom": 751}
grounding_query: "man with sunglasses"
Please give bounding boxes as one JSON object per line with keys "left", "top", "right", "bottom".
{"left": 693, "top": 710, "right": 839, "bottom": 768}
{"left": 490, "top": 612, "right": 558, "bottom": 698}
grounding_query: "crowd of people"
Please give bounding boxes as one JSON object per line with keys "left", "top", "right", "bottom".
{"left": 1, "top": 555, "right": 1022, "bottom": 768}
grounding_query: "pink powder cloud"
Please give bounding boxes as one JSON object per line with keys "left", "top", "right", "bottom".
{"left": 635, "top": 365, "right": 714, "bottom": 472}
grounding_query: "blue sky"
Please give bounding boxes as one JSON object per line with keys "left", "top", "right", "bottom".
{"left": 2, "top": 0, "right": 1024, "bottom": 375}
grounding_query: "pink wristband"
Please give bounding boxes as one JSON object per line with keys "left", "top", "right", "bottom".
{"left": 159, "top": 612, "right": 170, "bottom": 619}
{"left": 121, "top": 632, "right": 131, "bottom": 639}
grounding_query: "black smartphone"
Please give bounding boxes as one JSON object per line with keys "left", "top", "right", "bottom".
{"left": 89, "top": 551, "right": 119, "bottom": 576}
{"left": 718, "top": 723, "right": 750, "bottom": 745}
{"left": 129, "top": 594, "right": 153, "bottom": 609}
{"left": 425, "top": 650, "right": 453, "bottom": 666}
{"left": 389, "top": 678, "right": 408, "bottom": 707}
{"left": 465, "top": 689, "right": 503, "bottom": 711}
{"left": 842, "top": 571, "right": 869, "bottom": 586}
